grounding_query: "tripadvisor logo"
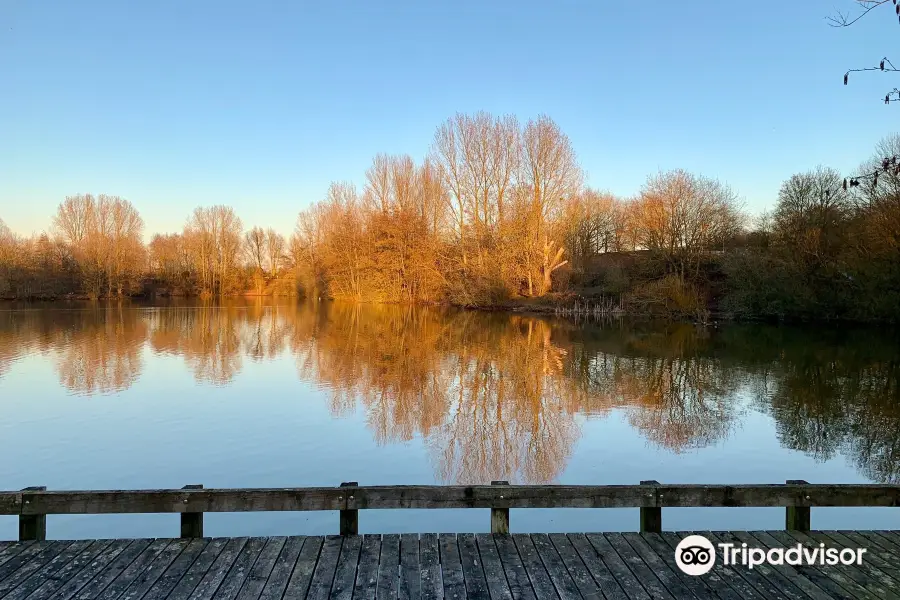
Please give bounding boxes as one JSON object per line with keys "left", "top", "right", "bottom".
{"left": 674, "top": 534, "right": 867, "bottom": 576}
{"left": 675, "top": 535, "right": 716, "bottom": 575}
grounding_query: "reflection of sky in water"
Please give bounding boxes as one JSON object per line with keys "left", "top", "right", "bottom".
{"left": 0, "top": 301, "right": 898, "bottom": 539}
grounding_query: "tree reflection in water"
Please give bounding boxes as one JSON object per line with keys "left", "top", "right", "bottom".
{"left": 0, "top": 300, "right": 898, "bottom": 483}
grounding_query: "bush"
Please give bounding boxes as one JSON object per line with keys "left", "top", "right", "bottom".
{"left": 627, "top": 275, "right": 708, "bottom": 321}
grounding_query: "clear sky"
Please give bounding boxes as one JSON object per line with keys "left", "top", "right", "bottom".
{"left": 0, "top": 0, "right": 893, "bottom": 239}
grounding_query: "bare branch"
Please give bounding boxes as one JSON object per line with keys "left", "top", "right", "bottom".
{"left": 827, "top": 0, "right": 892, "bottom": 28}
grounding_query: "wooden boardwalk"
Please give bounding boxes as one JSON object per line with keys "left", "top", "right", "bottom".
{"left": 1, "top": 531, "right": 899, "bottom": 600}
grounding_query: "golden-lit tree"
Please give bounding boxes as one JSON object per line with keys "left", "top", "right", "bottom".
{"left": 53, "top": 194, "right": 145, "bottom": 297}
{"left": 0, "top": 219, "right": 17, "bottom": 296}
{"left": 148, "top": 233, "right": 192, "bottom": 290}
{"left": 631, "top": 170, "right": 743, "bottom": 278}
{"left": 514, "top": 115, "right": 583, "bottom": 296}
{"left": 184, "top": 205, "right": 244, "bottom": 295}
{"left": 264, "top": 228, "right": 285, "bottom": 278}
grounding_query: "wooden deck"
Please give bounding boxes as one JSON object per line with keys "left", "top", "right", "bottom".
{"left": 1, "top": 531, "right": 899, "bottom": 600}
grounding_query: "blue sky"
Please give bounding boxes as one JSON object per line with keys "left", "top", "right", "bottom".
{"left": 0, "top": 0, "right": 894, "bottom": 238}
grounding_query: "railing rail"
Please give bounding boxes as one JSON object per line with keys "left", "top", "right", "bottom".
{"left": 3, "top": 480, "right": 898, "bottom": 541}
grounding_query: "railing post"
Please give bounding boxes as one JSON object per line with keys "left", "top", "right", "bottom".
{"left": 785, "top": 479, "right": 811, "bottom": 532}
{"left": 490, "top": 481, "right": 510, "bottom": 534}
{"left": 639, "top": 480, "right": 662, "bottom": 533}
{"left": 19, "top": 486, "right": 47, "bottom": 542}
{"left": 180, "top": 485, "right": 204, "bottom": 538}
{"left": 340, "top": 482, "right": 358, "bottom": 536}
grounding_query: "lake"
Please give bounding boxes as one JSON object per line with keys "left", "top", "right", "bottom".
{"left": 1, "top": 299, "right": 898, "bottom": 540}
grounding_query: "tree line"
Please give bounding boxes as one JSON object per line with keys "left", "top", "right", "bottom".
{"left": 1, "top": 112, "right": 899, "bottom": 321}
{"left": 291, "top": 113, "right": 743, "bottom": 308}
{"left": 0, "top": 198, "right": 293, "bottom": 299}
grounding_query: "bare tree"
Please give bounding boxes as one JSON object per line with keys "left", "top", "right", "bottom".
{"left": 852, "top": 135, "right": 900, "bottom": 259}
{"left": 244, "top": 226, "right": 266, "bottom": 272}
{"left": 432, "top": 118, "right": 468, "bottom": 243}
{"left": 185, "top": 205, "right": 243, "bottom": 295}
{"left": 108, "top": 196, "right": 145, "bottom": 296}
{"left": 631, "top": 170, "right": 743, "bottom": 278}
{"left": 365, "top": 154, "right": 393, "bottom": 214}
{"left": 0, "top": 219, "right": 17, "bottom": 295}
{"left": 772, "top": 166, "right": 852, "bottom": 265}
{"left": 264, "top": 228, "right": 285, "bottom": 277}
{"left": 561, "top": 189, "right": 624, "bottom": 268}
{"left": 53, "top": 195, "right": 92, "bottom": 246}
{"left": 52, "top": 194, "right": 144, "bottom": 297}
{"left": 149, "top": 233, "right": 192, "bottom": 288}
{"left": 517, "top": 115, "right": 583, "bottom": 296}
{"left": 830, "top": 1, "right": 900, "bottom": 104}
{"left": 489, "top": 115, "right": 521, "bottom": 228}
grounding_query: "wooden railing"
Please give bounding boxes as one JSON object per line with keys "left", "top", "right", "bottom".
{"left": 2, "top": 480, "right": 899, "bottom": 541}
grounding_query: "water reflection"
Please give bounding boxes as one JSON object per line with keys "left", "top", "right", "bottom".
{"left": 0, "top": 301, "right": 898, "bottom": 484}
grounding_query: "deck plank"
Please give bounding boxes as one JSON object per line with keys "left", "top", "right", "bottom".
{"left": 833, "top": 531, "right": 897, "bottom": 560}
{"left": 725, "top": 530, "right": 833, "bottom": 600}
{"left": 3, "top": 540, "right": 93, "bottom": 600}
{"left": 307, "top": 536, "right": 342, "bottom": 600}
{"left": 1, "top": 531, "right": 895, "bottom": 600}
{"left": 417, "top": 534, "right": 440, "bottom": 600}
{"left": 871, "top": 532, "right": 900, "bottom": 554}
{"left": 604, "top": 533, "right": 674, "bottom": 600}
{"left": 353, "top": 535, "right": 381, "bottom": 600}
{"left": 785, "top": 530, "right": 900, "bottom": 600}
{"left": 284, "top": 537, "right": 323, "bottom": 600}
{"left": 438, "top": 534, "right": 466, "bottom": 600}
{"left": 164, "top": 538, "right": 228, "bottom": 600}
{"left": 743, "top": 531, "right": 849, "bottom": 600}
{"left": 618, "top": 533, "right": 696, "bottom": 600}
{"left": 567, "top": 533, "right": 629, "bottom": 600}
{"left": 491, "top": 535, "right": 534, "bottom": 600}
{"left": 398, "top": 534, "right": 419, "bottom": 600}
{"left": 0, "top": 542, "right": 76, "bottom": 596}
{"left": 211, "top": 537, "right": 269, "bottom": 600}
{"left": 511, "top": 534, "right": 556, "bottom": 600}
{"left": 473, "top": 534, "right": 511, "bottom": 600}
{"left": 30, "top": 539, "right": 122, "bottom": 600}
{"left": 9, "top": 540, "right": 104, "bottom": 600}
{"left": 688, "top": 531, "right": 780, "bottom": 600}
{"left": 590, "top": 533, "right": 670, "bottom": 600}
{"left": 66, "top": 539, "right": 159, "bottom": 600}
{"left": 766, "top": 530, "right": 880, "bottom": 600}
{"left": 819, "top": 531, "right": 900, "bottom": 588}
{"left": 528, "top": 534, "right": 579, "bottom": 600}
{"left": 644, "top": 532, "right": 739, "bottom": 600}
{"left": 583, "top": 533, "right": 650, "bottom": 600}
{"left": 0, "top": 543, "right": 48, "bottom": 583}
{"left": 375, "top": 534, "right": 400, "bottom": 600}
{"left": 547, "top": 533, "right": 603, "bottom": 600}
{"left": 0, "top": 543, "right": 34, "bottom": 569}
{"left": 234, "top": 537, "right": 287, "bottom": 600}
{"left": 458, "top": 534, "right": 489, "bottom": 600}
{"left": 186, "top": 538, "right": 248, "bottom": 600}
{"left": 258, "top": 536, "right": 305, "bottom": 600}
{"left": 330, "top": 534, "right": 361, "bottom": 600}
{"left": 138, "top": 538, "right": 209, "bottom": 600}
{"left": 856, "top": 532, "right": 900, "bottom": 557}
{"left": 100, "top": 539, "right": 190, "bottom": 600}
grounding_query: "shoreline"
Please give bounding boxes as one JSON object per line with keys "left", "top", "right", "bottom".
{"left": 1, "top": 293, "right": 894, "bottom": 326}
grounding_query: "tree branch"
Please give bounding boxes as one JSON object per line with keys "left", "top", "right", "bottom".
{"left": 832, "top": 0, "right": 900, "bottom": 105}
{"left": 842, "top": 154, "right": 900, "bottom": 189}
{"left": 827, "top": 0, "right": 893, "bottom": 28}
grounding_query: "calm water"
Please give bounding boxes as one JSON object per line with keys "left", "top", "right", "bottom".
{"left": 1, "top": 300, "right": 899, "bottom": 540}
